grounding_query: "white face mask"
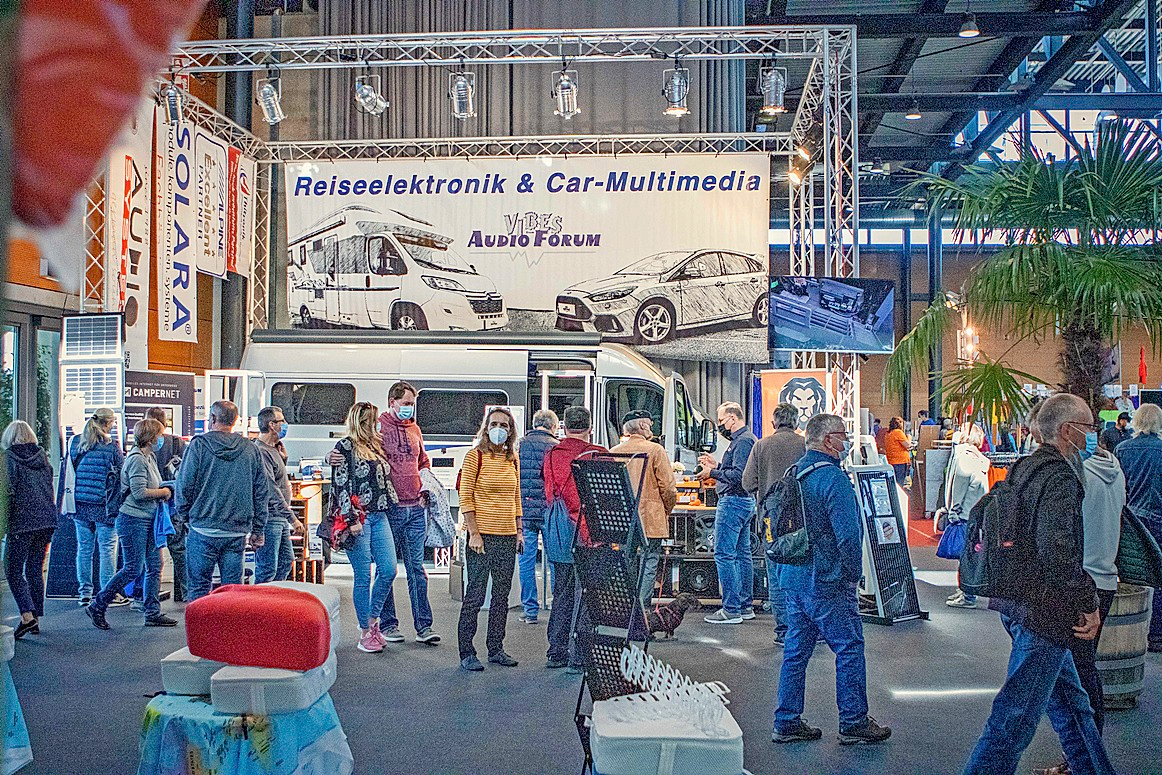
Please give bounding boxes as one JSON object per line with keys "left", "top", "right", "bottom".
{"left": 488, "top": 427, "right": 509, "bottom": 446}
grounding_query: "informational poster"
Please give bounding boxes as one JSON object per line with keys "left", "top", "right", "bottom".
{"left": 195, "top": 127, "right": 228, "bottom": 278}
{"left": 124, "top": 370, "right": 196, "bottom": 438}
{"left": 869, "top": 477, "right": 893, "bottom": 516}
{"left": 226, "top": 146, "right": 257, "bottom": 278}
{"left": 283, "top": 154, "right": 770, "bottom": 361}
{"left": 758, "top": 369, "right": 833, "bottom": 434}
{"left": 104, "top": 101, "right": 153, "bottom": 370}
{"left": 155, "top": 106, "right": 198, "bottom": 343}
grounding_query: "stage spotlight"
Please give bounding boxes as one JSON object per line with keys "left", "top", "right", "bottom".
{"left": 257, "top": 77, "right": 286, "bottom": 125}
{"left": 354, "top": 74, "right": 389, "bottom": 116}
{"left": 552, "top": 70, "right": 580, "bottom": 119}
{"left": 663, "top": 64, "right": 690, "bottom": 117}
{"left": 759, "top": 66, "right": 787, "bottom": 115}
{"left": 161, "top": 82, "right": 183, "bottom": 124}
{"left": 449, "top": 71, "right": 477, "bottom": 120}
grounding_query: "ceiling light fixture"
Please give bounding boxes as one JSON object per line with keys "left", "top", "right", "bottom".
{"left": 354, "top": 74, "right": 389, "bottom": 116}
{"left": 552, "top": 69, "right": 581, "bottom": 119}
{"left": 796, "top": 142, "right": 812, "bottom": 161}
{"left": 256, "top": 76, "right": 286, "bottom": 125}
{"left": 870, "top": 157, "right": 884, "bottom": 174}
{"left": 663, "top": 61, "right": 691, "bottom": 117}
{"left": 958, "top": 12, "right": 980, "bottom": 38}
{"left": 905, "top": 99, "right": 922, "bottom": 120}
{"left": 449, "top": 70, "right": 477, "bottom": 120}
{"left": 759, "top": 66, "right": 788, "bottom": 115}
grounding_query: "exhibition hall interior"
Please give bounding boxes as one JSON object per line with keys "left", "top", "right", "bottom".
{"left": 6, "top": 1, "right": 1162, "bottom": 773}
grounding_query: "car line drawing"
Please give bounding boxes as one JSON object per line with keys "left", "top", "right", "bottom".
{"left": 287, "top": 205, "right": 508, "bottom": 331}
{"left": 554, "top": 249, "right": 768, "bottom": 344}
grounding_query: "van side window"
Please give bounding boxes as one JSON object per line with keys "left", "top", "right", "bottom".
{"left": 271, "top": 382, "right": 355, "bottom": 425}
{"left": 369, "top": 236, "right": 406, "bottom": 276}
{"left": 416, "top": 389, "right": 508, "bottom": 437}
{"left": 673, "top": 380, "right": 697, "bottom": 451}
{"left": 604, "top": 379, "right": 664, "bottom": 447}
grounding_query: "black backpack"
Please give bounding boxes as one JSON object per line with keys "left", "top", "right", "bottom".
{"left": 104, "top": 451, "right": 135, "bottom": 520}
{"left": 959, "top": 455, "right": 1057, "bottom": 600}
{"left": 763, "top": 461, "right": 829, "bottom": 566}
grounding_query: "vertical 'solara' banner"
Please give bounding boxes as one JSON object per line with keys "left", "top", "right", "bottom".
{"left": 154, "top": 105, "right": 197, "bottom": 343}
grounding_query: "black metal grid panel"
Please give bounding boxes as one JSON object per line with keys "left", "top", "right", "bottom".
{"left": 575, "top": 547, "right": 648, "bottom": 642}
{"left": 572, "top": 459, "right": 640, "bottom": 546}
{"left": 582, "top": 634, "right": 644, "bottom": 702}
{"left": 857, "top": 471, "right": 923, "bottom": 620}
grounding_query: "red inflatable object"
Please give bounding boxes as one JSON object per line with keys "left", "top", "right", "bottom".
{"left": 13, "top": 0, "right": 208, "bottom": 227}
{"left": 186, "top": 585, "right": 330, "bottom": 672}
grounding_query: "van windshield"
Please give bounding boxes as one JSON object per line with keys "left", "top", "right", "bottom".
{"left": 396, "top": 235, "right": 476, "bottom": 274}
{"left": 615, "top": 251, "right": 690, "bottom": 275}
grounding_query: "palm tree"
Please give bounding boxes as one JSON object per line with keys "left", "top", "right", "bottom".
{"left": 884, "top": 121, "right": 1162, "bottom": 421}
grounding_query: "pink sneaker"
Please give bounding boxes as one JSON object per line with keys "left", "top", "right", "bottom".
{"left": 358, "top": 625, "right": 384, "bottom": 653}
{"left": 369, "top": 621, "right": 388, "bottom": 649}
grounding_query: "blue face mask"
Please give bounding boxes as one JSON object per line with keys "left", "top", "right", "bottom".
{"left": 278, "top": 422, "right": 289, "bottom": 439}
{"left": 1080, "top": 431, "right": 1099, "bottom": 461}
{"left": 397, "top": 405, "right": 415, "bottom": 421}
{"left": 154, "top": 437, "right": 164, "bottom": 452}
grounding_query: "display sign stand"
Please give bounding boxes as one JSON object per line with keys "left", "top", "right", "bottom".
{"left": 568, "top": 452, "right": 650, "bottom": 775}
{"left": 850, "top": 463, "right": 929, "bottom": 626}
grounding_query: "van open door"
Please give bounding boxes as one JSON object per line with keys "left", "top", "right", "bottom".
{"left": 535, "top": 368, "right": 594, "bottom": 435}
{"left": 663, "top": 373, "right": 703, "bottom": 472}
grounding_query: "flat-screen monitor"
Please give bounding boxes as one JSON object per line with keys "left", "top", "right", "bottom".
{"left": 1140, "top": 389, "right": 1162, "bottom": 408}
{"left": 769, "top": 276, "right": 895, "bottom": 354}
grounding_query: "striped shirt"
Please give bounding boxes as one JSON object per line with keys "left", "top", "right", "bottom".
{"left": 458, "top": 449, "right": 521, "bottom": 536}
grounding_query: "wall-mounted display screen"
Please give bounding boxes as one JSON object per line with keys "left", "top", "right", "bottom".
{"left": 769, "top": 276, "right": 895, "bottom": 354}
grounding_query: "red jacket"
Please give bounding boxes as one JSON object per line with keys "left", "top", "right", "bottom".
{"left": 378, "top": 412, "right": 430, "bottom": 505}
{"left": 544, "top": 436, "right": 606, "bottom": 543}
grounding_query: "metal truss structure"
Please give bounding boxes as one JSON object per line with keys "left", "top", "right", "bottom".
{"left": 82, "top": 177, "right": 107, "bottom": 314}
{"left": 172, "top": 26, "right": 837, "bottom": 73}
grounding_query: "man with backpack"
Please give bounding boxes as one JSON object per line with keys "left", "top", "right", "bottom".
{"left": 963, "top": 393, "right": 1112, "bottom": 775}
{"left": 772, "top": 413, "right": 891, "bottom": 746}
{"left": 743, "top": 402, "right": 805, "bottom": 645}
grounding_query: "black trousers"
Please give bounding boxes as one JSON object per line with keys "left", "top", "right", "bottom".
{"left": 546, "top": 561, "right": 592, "bottom": 666}
{"left": 5, "top": 528, "right": 55, "bottom": 617}
{"left": 1072, "top": 587, "right": 1117, "bottom": 734}
{"left": 458, "top": 534, "right": 518, "bottom": 659}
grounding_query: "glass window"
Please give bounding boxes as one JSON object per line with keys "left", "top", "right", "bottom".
{"left": 271, "top": 382, "right": 355, "bottom": 425}
{"left": 1, "top": 326, "right": 17, "bottom": 431}
{"left": 36, "top": 329, "right": 60, "bottom": 466}
{"left": 676, "top": 253, "right": 722, "bottom": 280}
{"left": 416, "top": 389, "right": 509, "bottom": 437}
{"left": 720, "top": 252, "right": 759, "bottom": 275}
{"left": 673, "top": 380, "right": 698, "bottom": 452}
{"left": 368, "top": 236, "right": 406, "bottom": 276}
{"left": 604, "top": 379, "right": 664, "bottom": 447}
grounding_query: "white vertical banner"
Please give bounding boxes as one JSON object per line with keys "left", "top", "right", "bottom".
{"left": 104, "top": 101, "right": 153, "bottom": 370}
{"left": 155, "top": 106, "right": 198, "bottom": 342}
{"left": 194, "top": 127, "right": 228, "bottom": 278}
{"left": 226, "top": 146, "right": 257, "bottom": 278}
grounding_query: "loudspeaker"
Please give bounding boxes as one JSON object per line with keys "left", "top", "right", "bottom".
{"left": 751, "top": 559, "right": 769, "bottom": 601}
{"left": 679, "top": 559, "right": 719, "bottom": 599}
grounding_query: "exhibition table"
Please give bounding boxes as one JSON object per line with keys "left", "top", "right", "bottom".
{"left": 138, "top": 693, "right": 352, "bottom": 775}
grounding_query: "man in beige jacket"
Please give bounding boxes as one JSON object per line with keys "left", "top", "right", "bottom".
{"left": 612, "top": 410, "right": 678, "bottom": 607}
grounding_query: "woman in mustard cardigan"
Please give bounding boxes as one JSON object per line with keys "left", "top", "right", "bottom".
{"left": 457, "top": 407, "right": 522, "bottom": 672}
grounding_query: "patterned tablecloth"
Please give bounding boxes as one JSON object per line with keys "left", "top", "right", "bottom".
{"left": 138, "top": 693, "right": 352, "bottom": 775}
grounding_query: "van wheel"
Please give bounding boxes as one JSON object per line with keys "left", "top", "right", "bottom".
{"left": 392, "top": 304, "right": 428, "bottom": 331}
{"left": 634, "top": 300, "right": 675, "bottom": 344}
{"left": 299, "top": 305, "right": 314, "bottom": 328}
{"left": 752, "top": 294, "right": 769, "bottom": 328}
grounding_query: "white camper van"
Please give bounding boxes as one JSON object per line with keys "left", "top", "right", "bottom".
{"left": 236, "top": 330, "right": 716, "bottom": 496}
{"left": 287, "top": 205, "right": 508, "bottom": 332}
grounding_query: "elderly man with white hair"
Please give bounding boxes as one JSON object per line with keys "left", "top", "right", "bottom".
{"left": 1115, "top": 401, "right": 1162, "bottom": 653}
{"left": 964, "top": 392, "right": 1112, "bottom": 775}
{"left": 611, "top": 410, "right": 677, "bottom": 607}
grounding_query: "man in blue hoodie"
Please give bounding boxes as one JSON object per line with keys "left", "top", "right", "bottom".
{"left": 176, "top": 401, "right": 270, "bottom": 602}
{"left": 772, "top": 413, "right": 891, "bottom": 746}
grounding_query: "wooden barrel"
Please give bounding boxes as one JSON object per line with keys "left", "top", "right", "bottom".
{"left": 1096, "top": 583, "right": 1154, "bottom": 710}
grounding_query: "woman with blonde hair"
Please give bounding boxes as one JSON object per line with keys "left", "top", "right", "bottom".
{"left": 85, "top": 418, "right": 174, "bottom": 630}
{"left": 58, "top": 407, "right": 126, "bottom": 607}
{"left": 3, "top": 421, "right": 58, "bottom": 638}
{"left": 457, "top": 407, "right": 522, "bottom": 671}
{"left": 331, "top": 402, "right": 399, "bottom": 653}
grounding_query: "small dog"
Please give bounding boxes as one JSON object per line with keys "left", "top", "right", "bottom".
{"left": 645, "top": 592, "right": 703, "bottom": 639}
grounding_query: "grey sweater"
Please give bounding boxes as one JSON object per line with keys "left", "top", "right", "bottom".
{"left": 176, "top": 431, "right": 269, "bottom": 536}
{"left": 120, "top": 449, "right": 163, "bottom": 521}
{"left": 255, "top": 439, "right": 295, "bottom": 523}
{"left": 742, "top": 428, "right": 807, "bottom": 501}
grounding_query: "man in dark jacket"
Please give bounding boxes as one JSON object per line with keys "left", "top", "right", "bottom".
{"left": 700, "top": 401, "right": 758, "bottom": 624}
{"left": 964, "top": 393, "right": 1112, "bottom": 775}
{"left": 517, "top": 408, "right": 558, "bottom": 624}
{"left": 773, "top": 413, "right": 890, "bottom": 746}
{"left": 743, "top": 403, "right": 806, "bottom": 644}
{"left": 1099, "top": 412, "right": 1131, "bottom": 452}
{"left": 176, "top": 401, "right": 269, "bottom": 602}
{"left": 1114, "top": 401, "right": 1162, "bottom": 651}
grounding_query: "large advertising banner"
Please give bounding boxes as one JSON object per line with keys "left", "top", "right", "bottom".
{"left": 195, "top": 127, "right": 228, "bottom": 278}
{"left": 104, "top": 102, "right": 153, "bottom": 370}
{"left": 283, "top": 154, "right": 770, "bottom": 362}
{"left": 155, "top": 107, "right": 198, "bottom": 343}
{"left": 227, "top": 147, "right": 257, "bottom": 278}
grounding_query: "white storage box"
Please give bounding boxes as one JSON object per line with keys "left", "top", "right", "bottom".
{"left": 0, "top": 625, "right": 13, "bottom": 662}
{"left": 268, "top": 580, "right": 342, "bottom": 648}
{"left": 161, "top": 647, "right": 226, "bottom": 696}
{"left": 590, "top": 696, "right": 744, "bottom": 775}
{"left": 211, "top": 650, "right": 337, "bottom": 715}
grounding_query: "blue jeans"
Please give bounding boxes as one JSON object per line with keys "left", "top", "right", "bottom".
{"left": 380, "top": 504, "right": 433, "bottom": 633}
{"left": 766, "top": 555, "right": 787, "bottom": 637}
{"left": 713, "top": 495, "right": 755, "bottom": 615}
{"left": 74, "top": 518, "right": 118, "bottom": 598}
{"left": 185, "top": 531, "right": 246, "bottom": 602}
{"left": 964, "top": 616, "right": 1114, "bottom": 775}
{"left": 94, "top": 515, "right": 160, "bottom": 619}
{"left": 775, "top": 576, "right": 869, "bottom": 732}
{"left": 638, "top": 538, "right": 662, "bottom": 608}
{"left": 255, "top": 519, "right": 294, "bottom": 584}
{"left": 518, "top": 522, "right": 555, "bottom": 619}
{"left": 345, "top": 512, "right": 398, "bottom": 630}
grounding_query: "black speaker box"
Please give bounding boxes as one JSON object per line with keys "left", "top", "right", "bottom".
{"left": 679, "top": 559, "right": 719, "bottom": 599}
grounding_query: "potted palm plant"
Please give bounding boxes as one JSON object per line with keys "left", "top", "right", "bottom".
{"left": 885, "top": 121, "right": 1162, "bottom": 421}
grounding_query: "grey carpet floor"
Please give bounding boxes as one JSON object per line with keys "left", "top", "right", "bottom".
{"left": 7, "top": 558, "right": 1162, "bottom": 775}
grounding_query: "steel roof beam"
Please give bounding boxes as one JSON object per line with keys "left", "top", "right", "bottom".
{"left": 1096, "top": 37, "right": 1150, "bottom": 91}
{"left": 747, "top": 11, "right": 1098, "bottom": 38}
{"left": 859, "top": 90, "right": 1162, "bottom": 111}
